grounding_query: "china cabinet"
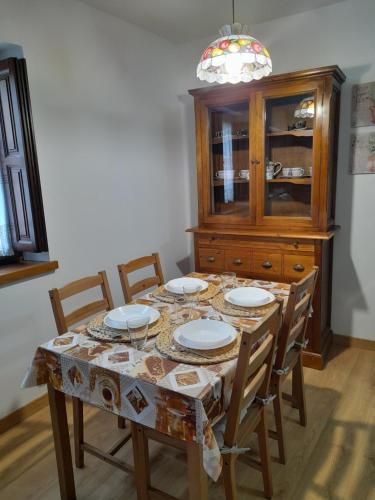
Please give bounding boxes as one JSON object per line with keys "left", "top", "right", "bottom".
{"left": 188, "top": 66, "right": 345, "bottom": 369}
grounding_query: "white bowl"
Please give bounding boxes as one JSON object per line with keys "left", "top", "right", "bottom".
{"left": 174, "top": 319, "right": 237, "bottom": 350}
{"left": 165, "top": 277, "right": 208, "bottom": 295}
{"left": 225, "top": 287, "right": 275, "bottom": 308}
{"left": 104, "top": 305, "right": 160, "bottom": 330}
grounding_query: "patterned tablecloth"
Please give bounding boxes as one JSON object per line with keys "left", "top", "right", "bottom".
{"left": 22, "top": 273, "right": 290, "bottom": 481}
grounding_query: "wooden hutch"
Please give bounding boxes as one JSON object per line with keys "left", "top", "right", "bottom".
{"left": 187, "top": 65, "right": 345, "bottom": 369}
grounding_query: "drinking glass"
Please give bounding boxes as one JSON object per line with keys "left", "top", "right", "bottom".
{"left": 170, "top": 296, "right": 185, "bottom": 325}
{"left": 127, "top": 315, "right": 150, "bottom": 350}
{"left": 183, "top": 284, "right": 202, "bottom": 321}
{"left": 221, "top": 271, "right": 237, "bottom": 292}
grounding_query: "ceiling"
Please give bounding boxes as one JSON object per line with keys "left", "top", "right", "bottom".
{"left": 79, "top": 0, "right": 345, "bottom": 43}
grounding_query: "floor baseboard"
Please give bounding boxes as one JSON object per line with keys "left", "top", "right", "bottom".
{"left": 0, "top": 393, "right": 48, "bottom": 434}
{"left": 333, "top": 334, "right": 375, "bottom": 351}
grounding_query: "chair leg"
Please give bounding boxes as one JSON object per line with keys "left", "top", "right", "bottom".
{"left": 293, "top": 355, "right": 307, "bottom": 427}
{"left": 257, "top": 409, "right": 273, "bottom": 499}
{"left": 117, "top": 416, "right": 126, "bottom": 429}
{"left": 222, "top": 454, "right": 237, "bottom": 500}
{"left": 291, "top": 365, "right": 299, "bottom": 409}
{"left": 272, "top": 383, "right": 286, "bottom": 465}
{"left": 72, "top": 397, "right": 84, "bottom": 468}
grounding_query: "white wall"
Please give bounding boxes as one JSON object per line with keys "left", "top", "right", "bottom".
{"left": 177, "top": 0, "right": 375, "bottom": 342}
{"left": 0, "top": 0, "right": 190, "bottom": 418}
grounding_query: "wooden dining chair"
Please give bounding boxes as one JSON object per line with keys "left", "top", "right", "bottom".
{"left": 118, "top": 252, "right": 164, "bottom": 303}
{"left": 269, "top": 266, "right": 318, "bottom": 465}
{"left": 131, "top": 301, "right": 282, "bottom": 500}
{"left": 48, "top": 271, "right": 131, "bottom": 473}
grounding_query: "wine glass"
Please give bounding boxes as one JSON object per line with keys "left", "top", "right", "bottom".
{"left": 183, "top": 284, "right": 202, "bottom": 321}
{"left": 127, "top": 315, "right": 150, "bottom": 350}
{"left": 221, "top": 271, "right": 236, "bottom": 293}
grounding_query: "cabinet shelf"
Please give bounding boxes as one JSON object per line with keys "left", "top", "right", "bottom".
{"left": 267, "top": 177, "right": 312, "bottom": 185}
{"left": 267, "top": 130, "right": 313, "bottom": 137}
{"left": 213, "top": 178, "right": 249, "bottom": 187}
{"left": 212, "top": 135, "right": 249, "bottom": 144}
{"left": 214, "top": 202, "right": 249, "bottom": 217}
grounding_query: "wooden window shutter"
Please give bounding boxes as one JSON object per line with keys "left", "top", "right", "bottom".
{"left": 0, "top": 58, "right": 48, "bottom": 253}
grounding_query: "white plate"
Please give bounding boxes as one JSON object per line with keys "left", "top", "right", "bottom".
{"left": 165, "top": 277, "right": 208, "bottom": 295}
{"left": 104, "top": 305, "right": 160, "bottom": 330}
{"left": 174, "top": 319, "right": 237, "bottom": 350}
{"left": 225, "top": 287, "right": 275, "bottom": 308}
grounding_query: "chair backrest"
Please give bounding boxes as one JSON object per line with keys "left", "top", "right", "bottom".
{"left": 49, "top": 271, "right": 114, "bottom": 335}
{"left": 118, "top": 252, "right": 164, "bottom": 303}
{"left": 224, "top": 300, "right": 282, "bottom": 447}
{"left": 274, "top": 266, "right": 318, "bottom": 371}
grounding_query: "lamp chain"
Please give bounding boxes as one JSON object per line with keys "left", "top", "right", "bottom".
{"left": 232, "top": 0, "right": 235, "bottom": 24}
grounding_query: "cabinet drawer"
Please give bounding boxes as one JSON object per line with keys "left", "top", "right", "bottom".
{"left": 197, "top": 236, "right": 314, "bottom": 253}
{"left": 283, "top": 254, "right": 314, "bottom": 280}
{"left": 198, "top": 248, "right": 224, "bottom": 269}
{"left": 277, "top": 241, "right": 314, "bottom": 253}
{"left": 225, "top": 250, "right": 251, "bottom": 272}
{"left": 251, "top": 252, "right": 282, "bottom": 276}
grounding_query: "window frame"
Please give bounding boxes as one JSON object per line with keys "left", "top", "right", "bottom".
{"left": 0, "top": 57, "right": 57, "bottom": 283}
{"left": 0, "top": 57, "right": 48, "bottom": 263}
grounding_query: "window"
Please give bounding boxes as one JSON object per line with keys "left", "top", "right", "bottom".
{"left": 0, "top": 57, "right": 48, "bottom": 262}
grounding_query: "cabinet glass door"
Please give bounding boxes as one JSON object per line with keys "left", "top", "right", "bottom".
{"left": 209, "top": 101, "right": 250, "bottom": 218}
{"left": 262, "top": 92, "right": 316, "bottom": 220}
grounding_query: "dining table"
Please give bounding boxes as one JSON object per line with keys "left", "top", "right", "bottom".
{"left": 22, "top": 272, "right": 290, "bottom": 500}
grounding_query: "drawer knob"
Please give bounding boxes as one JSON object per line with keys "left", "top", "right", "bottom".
{"left": 206, "top": 256, "right": 215, "bottom": 263}
{"left": 262, "top": 261, "right": 272, "bottom": 269}
{"left": 233, "top": 259, "right": 242, "bottom": 266}
{"left": 293, "top": 263, "right": 305, "bottom": 272}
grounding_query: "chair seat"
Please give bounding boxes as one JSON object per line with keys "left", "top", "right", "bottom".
{"left": 213, "top": 397, "right": 256, "bottom": 449}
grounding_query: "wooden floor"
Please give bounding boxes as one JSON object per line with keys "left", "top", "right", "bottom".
{"left": 0, "top": 344, "right": 374, "bottom": 500}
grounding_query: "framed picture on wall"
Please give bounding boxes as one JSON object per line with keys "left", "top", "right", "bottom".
{"left": 351, "top": 82, "right": 375, "bottom": 127}
{"left": 350, "top": 131, "right": 375, "bottom": 174}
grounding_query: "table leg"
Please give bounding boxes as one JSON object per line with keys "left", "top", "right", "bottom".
{"left": 186, "top": 441, "right": 208, "bottom": 500}
{"left": 47, "top": 384, "right": 76, "bottom": 500}
{"left": 131, "top": 422, "right": 150, "bottom": 500}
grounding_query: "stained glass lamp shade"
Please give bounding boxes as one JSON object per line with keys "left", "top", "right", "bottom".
{"left": 294, "top": 97, "right": 315, "bottom": 118}
{"left": 197, "top": 23, "right": 272, "bottom": 84}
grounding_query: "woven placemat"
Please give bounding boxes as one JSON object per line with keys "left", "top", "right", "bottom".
{"left": 155, "top": 324, "right": 241, "bottom": 365}
{"left": 152, "top": 283, "right": 219, "bottom": 304}
{"left": 87, "top": 310, "right": 169, "bottom": 343}
{"left": 210, "top": 291, "right": 276, "bottom": 318}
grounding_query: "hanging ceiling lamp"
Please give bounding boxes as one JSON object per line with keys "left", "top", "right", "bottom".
{"left": 294, "top": 97, "right": 315, "bottom": 118}
{"left": 196, "top": 0, "right": 272, "bottom": 84}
